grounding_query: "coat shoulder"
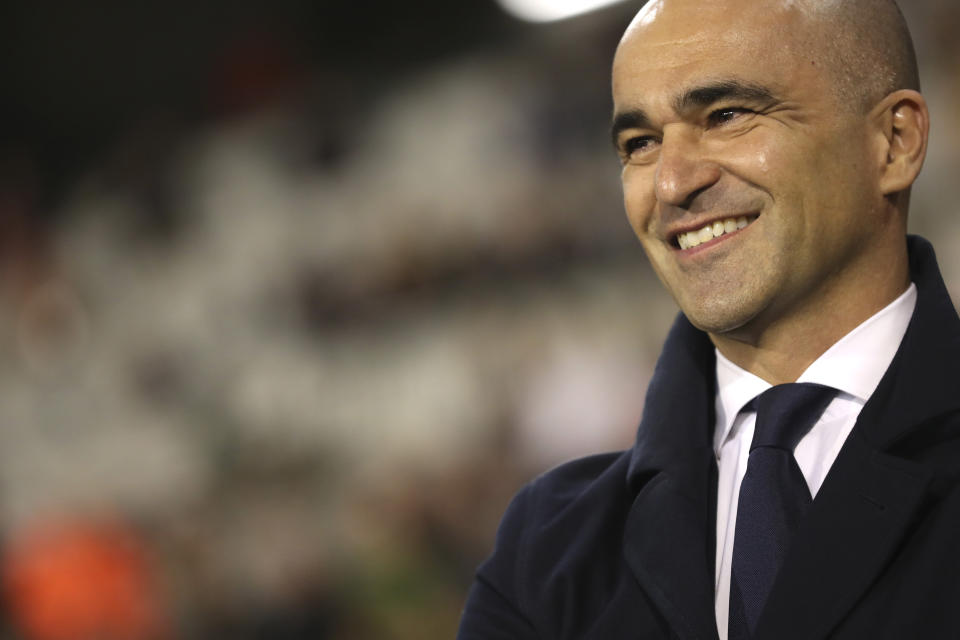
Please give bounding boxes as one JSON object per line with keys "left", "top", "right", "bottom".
{"left": 521, "top": 450, "right": 635, "bottom": 544}
{"left": 467, "top": 451, "right": 647, "bottom": 637}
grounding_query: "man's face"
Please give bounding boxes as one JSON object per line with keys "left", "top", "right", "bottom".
{"left": 612, "top": 0, "right": 890, "bottom": 339}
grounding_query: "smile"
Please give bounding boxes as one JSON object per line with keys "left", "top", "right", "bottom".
{"left": 674, "top": 215, "right": 758, "bottom": 250}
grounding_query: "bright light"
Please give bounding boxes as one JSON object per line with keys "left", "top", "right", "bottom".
{"left": 496, "top": 0, "right": 629, "bottom": 22}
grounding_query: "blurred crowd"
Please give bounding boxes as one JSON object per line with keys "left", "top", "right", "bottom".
{"left": 0, "top": 1, "right": 957, "bottom": 638}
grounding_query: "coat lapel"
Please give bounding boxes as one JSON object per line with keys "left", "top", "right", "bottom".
{"left": 756, "top": 236, "right": 960, "bottom": 639}
{"left": 754, "top": 431, "right": 931, "bottom": 639}
{"left": 624, "top": 460, "right": 720, "bottom": 640}
{"left": 623, "top": 315, "right": 721, "bottom": 640}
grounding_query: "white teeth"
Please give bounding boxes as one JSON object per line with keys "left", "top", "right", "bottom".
{"left": 676, "top": 216, "right": 754, "bottom": 249}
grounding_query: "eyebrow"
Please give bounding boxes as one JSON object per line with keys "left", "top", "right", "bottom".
{"left": 610, "top": 109, "right": 653, "bottom": 147}
{"left": 675, "top": 80, "right": 776, "bottom": 113}
{"left": 610, "top": 80, "right": 777, "bottom": 147}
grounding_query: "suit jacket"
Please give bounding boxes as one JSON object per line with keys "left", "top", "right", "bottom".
{"left": 458, "top": 236, "right": 960, "bottom": 639}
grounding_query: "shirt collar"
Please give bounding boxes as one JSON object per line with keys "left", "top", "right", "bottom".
{"left": 713, "top": 283, "right": 917, "bottom": 455}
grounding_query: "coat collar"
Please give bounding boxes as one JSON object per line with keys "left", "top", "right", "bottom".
{"left": 624, "top": 304, "right": 719, "bottom": 639}
{"left": 856, "top": 235, "right": 960, "bottom": 449}
{"left": 627, "top": 310, "right": 716, "bottom": 489}
{"left": 622, "top": 235, "right": 960, "bottom": 640}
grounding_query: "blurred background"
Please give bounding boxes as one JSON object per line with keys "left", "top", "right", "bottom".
{"left": 0, "top": 1, "right": 956, "bottom": 638}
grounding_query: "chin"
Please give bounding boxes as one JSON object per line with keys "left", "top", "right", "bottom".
{"left": 678, "top": 295, "right": 760, "bottom": 337}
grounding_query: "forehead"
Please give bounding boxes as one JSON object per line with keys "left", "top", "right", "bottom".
{"left": 613, "top": 0, "right": 815, "bottom": 106}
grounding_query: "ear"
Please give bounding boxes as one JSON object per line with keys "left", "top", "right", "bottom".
{"left": 873, "top": 89, "right": 930, "bottom": 195}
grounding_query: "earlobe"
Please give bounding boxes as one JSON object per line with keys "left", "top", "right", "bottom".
{"left": 876, "top": 89, "right": 930, "bottom": 196}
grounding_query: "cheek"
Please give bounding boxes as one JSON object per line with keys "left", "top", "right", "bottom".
{"left": 718, "top": 130, "right": 792, "bottom": 184}
{"left": 621, "top": 168, "right": 656, "bottom": 237}
{"left": 721, "top": 134, "right": 819, "bottom": 221}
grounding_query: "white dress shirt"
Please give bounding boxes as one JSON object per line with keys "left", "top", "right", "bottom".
{"left": 712, "top": 283, "right": 917, "bottom": 639}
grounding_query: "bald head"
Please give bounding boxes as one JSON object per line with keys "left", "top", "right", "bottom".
{"left": 620, "top": 0, "right": 918, "bottom": 112}
{"left": 806, "top": 0, "right": 919, "bottom": 110}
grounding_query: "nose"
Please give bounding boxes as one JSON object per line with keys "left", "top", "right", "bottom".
{"left": 654, "top": 125, "right": 721, "bottom": 208}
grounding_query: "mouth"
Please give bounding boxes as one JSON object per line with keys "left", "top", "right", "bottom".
{"left": 671, "top": 214, "right": 759, "bottom": 251}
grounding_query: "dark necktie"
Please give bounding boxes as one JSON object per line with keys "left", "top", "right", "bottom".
{"left": 728, "top": 383, "right": 837, "bottom": 639}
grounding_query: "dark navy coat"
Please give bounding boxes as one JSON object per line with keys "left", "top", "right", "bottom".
{"left": 458, "top": 236, "right": 960, "bottom": 639}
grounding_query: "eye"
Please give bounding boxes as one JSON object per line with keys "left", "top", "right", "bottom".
{"left": 707, "top": 107, "right": 753, "bottom": 127}
{"left": 621, "top": 135, "right": 660, "bottom": 161}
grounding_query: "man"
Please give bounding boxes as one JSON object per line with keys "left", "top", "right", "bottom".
{"left": 459, "top": 0, "right": 960, "bottom": 637}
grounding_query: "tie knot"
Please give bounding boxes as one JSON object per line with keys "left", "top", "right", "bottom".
{"left": 750, "top": 383, "right": 837, "bottom": 452}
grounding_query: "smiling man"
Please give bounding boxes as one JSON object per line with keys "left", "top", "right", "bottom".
{"left": 459, "top": 0, "right": 960, "bottom": 638}
{"left": 612, "top": 0, "right": 923, "bottom": 387}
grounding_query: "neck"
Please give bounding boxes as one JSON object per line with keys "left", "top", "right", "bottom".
{"left": 710, "top": 245, "right": 911, "bottom": 385}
